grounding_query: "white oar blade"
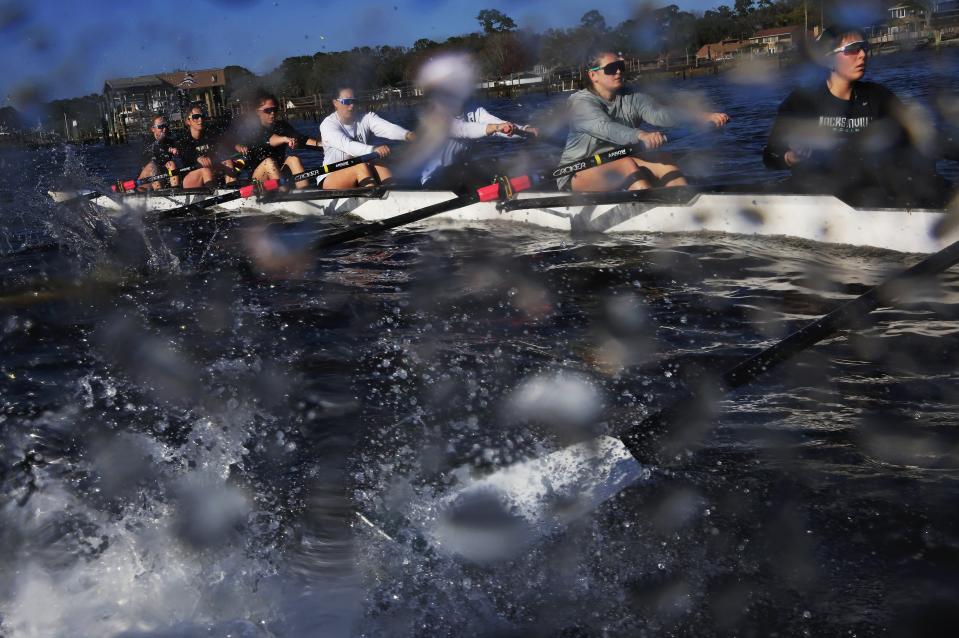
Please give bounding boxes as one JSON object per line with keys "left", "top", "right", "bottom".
{"left": 426, "top": 435, "right": 649, "bottom": 563}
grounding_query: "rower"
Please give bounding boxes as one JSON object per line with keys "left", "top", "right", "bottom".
{"left": 318, "top": 86, "right": 415, "bottom": 189}
{"left": 558, "top": 50, "right": 728, "bottom": 192}
{"left": 231, "top": 89, "right": 320, "bottom": 189}
{"left": 421, "top": 103, "right": 539, "bottom": 190}
{"left": 137, "top": 114, "right": 178, "bottom": 191}
{"left": 169, "top": 103, "right": 216, "bottom": 188}
{"left": 763, "top": 26, "right": 948, "bottom": 207}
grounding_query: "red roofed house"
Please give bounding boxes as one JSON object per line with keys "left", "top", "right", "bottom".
{"left": 102, "top": 67, "right": 228, "bottom": 143}
{"left": 696, "top": 39, "right": 745, "bottom": 62}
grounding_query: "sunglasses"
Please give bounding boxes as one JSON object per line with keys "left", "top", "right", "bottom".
{"left": 588, "top": 60, "right": 626, "bottom": 75}
{"left": 259, "top": 106, "right": 278, "bottom": 114}
{"left": 189, "top": 113, "right": 204, "bottom": 120}
{"left": 336, "top": 98, "right": 359, "bottom": 105}
{"left": 832, "top": 40, "right": 869, "bottom": 56}
{"left": 152, "top": 123, "right": 168, "bottom": 130}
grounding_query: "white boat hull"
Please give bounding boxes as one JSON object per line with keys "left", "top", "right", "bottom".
{"left": 49, "top": 188, "right": 958, "bottom": 254}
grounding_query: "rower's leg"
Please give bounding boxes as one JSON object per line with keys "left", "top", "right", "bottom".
{"left": 283, "top": 156, "right": 309, "bottom": 189}
{"left": 137, "top": 162, "right": 158, "bottom": 192}
{"left": 252, "top": 159, "right": 281, "bottom": 182}
{"left": 322, "top": 164, "right": 376, "bottom": 189}
{"left": 182, "top": 168, "right": 214, "bottom": 189}
{"left": 634, "top": 158, "right": 687, "bottom": 187}
{"left": 372, "top": 163, "right": 393, "bottom": 186}
{"left": 355, "top": 163, "right": 382, "bottom": 188}
{"left": 322, "top": 166, "right": 357, "bottom": 189}
{"left": 571, "top": 157, "right": 653, "bottom": 192}
{"left": 221, "top": 160, "right": 237, "bottom": 184}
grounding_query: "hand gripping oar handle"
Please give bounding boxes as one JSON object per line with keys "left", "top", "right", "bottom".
{"left": 619, "top": 237, "right": 959, "bottom": 464}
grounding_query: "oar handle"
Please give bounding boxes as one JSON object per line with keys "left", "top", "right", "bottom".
{"left": 503, "top": 140, "right": 655, "bottom": 194}
{"left": 508, "top": 127, "right": 708, "bottom": 192}
{"left": 285, "top": 152, "right": 381, "bottom": 184}
{"left": 511, "top": 126, "right": 537, "bottom": 139}
{"left": 543, "top": 145, "right": 642, "bottom": 182}
{"left": 112, "top": 153, "right": 245, "bottom": 192}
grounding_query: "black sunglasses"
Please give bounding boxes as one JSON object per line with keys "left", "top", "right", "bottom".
{"left": 589, "top": 60, "right": 626, "bottom": 75}
{"left": 189, "top": 113, "right": 204, "bottom": 120}
{"left": 152, "top": 123, "right": 168, "bottom": 130}
{"left": 259, "top": 106, "right": 278, "bottom": 114}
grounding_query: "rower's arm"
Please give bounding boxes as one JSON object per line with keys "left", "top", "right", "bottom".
{"left": 320, "top": 117, "right": 376, "bottom": 157}
{"left": 476, "top": 107, "right": 527, "bottom": 139}
{"left": 570, "top": 98, "right": 642, "bottom": 146}
{"left": 627, "top": 93, "right": 678, "bottom": 129}
{"left": 450, "top": 118, "right": 490, "bottom": 139}
{"left": 763, "top": 92, "right": 803, "bottom": 170}
{"left": 366, "top": 112, "right": 411, "bottom": 142}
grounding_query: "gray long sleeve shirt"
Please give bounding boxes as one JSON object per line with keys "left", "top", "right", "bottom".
{"left": 557, "top": 88, "right": 677, "bottom": 189}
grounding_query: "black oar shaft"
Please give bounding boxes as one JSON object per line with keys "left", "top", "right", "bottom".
{"left": 149, "top": 152, "right": 377, "bottom": 219}
{"left": 723, "top": 239, "right": 959, "bottom": 390}
{"left": 313, "top": 195, "right": 476, "bottom": 249}
{"left": 288, "top": 152, "right": 380, "bottom": 183}
{"left": 545, "top": 145, "right": 640, "bottom": 180}
{"left": 500, "top": 186, "right": 700, "bottom": 211}
{"left": 621, "top": 237, "right": 959, "bottom": 462}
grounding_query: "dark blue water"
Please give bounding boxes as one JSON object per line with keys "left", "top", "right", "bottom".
{"left": 1, "top": 49, "right": 959, "bottom": 637}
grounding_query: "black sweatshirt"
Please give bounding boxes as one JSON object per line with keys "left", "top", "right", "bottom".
{"left": 763, "top": 81, "right": 904, "bottom": 170}
{"left": 762, "top": 81, "right": 947, "bottom": 206}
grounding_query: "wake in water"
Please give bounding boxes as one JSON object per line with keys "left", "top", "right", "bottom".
{"left": 0, "top": 146, "right": 182, "bottom": 301}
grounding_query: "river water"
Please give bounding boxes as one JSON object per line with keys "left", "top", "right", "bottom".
{"left": 1, "top": 49, "right": 959, "bottom": 637}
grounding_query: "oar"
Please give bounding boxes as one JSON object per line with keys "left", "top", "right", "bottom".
{"left": 149, "top": 180, "right": 282, "bottom": 220}
{"left": 150, "top": 153, "right": 384, "bottom": 220}
{"left": 52, "top": 189, "right": 107, "bottom": 205}
{"left": 52, "top": 155, "right": 247, "bottom": 207}
{"left": 280, "top": 152, "right": 381, "bottom": 186}
{"left": 508, "top": 126, "right": 714, "bottom": 190}
{"left": 424, "top": 237, "right": 959, "bottom": 562}
{"left": 311, "top": 176, "right": 526, "bottom": 249}
{"left": 111, "top": 153, "right": 246, "bottom": 193}
{"left": 499, "top": 184, "right": 702, "bottom": 211}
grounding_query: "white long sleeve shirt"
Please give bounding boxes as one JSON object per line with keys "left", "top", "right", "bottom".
{"left": 319, "top": 111, "right": 410, "bottom": 167}
{"left": 421, "top": 106, "right": 524, "bottom": 185}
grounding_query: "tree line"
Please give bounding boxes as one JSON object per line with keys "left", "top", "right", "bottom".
{"left": 19, "top": 1, "right": 820, "bottom": 137}
{"left": 251, "top": 1, "right": 820, "bottom": 99}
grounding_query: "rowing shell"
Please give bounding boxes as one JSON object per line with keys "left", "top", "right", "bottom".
{"left": 49, "top": 187, "right": 959, "bottom": 255}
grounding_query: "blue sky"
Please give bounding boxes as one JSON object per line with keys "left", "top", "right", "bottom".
{"left": 0, "top": 0, "right": 722, "bottom": 105}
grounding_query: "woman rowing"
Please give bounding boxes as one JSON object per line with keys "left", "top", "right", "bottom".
{"left": 137, "top": 114, "right": 178, "bottom": 191}
{"left": 420, "top": 103, "right": 538, "bottom": 190}
{"left": 558, "top": 51, "right": 729, "bottom": 192}
{"left": 318, "top": 85, "right": 414, "bottom": 189}
{"left": 763, "top": 26, "right": 947, "bottom": 206}
{"left": 232, "top": 89, "right": 320, "bottom": 189}
{"left": 168, "top": 103, "right": 217, "bottom": 188}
